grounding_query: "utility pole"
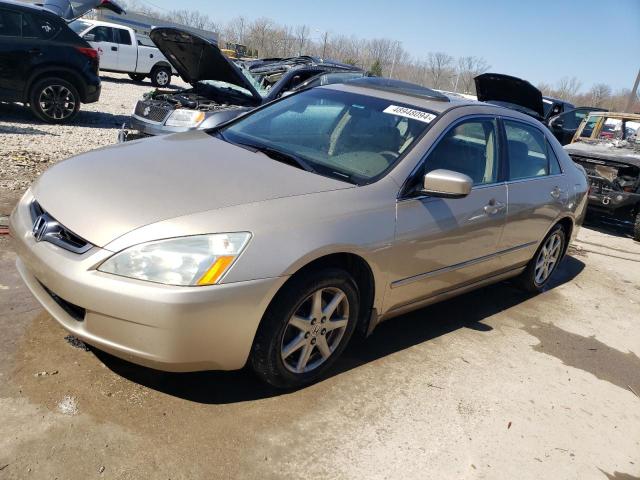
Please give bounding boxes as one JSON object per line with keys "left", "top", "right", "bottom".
{"left": 626, "top": 68, "right": 640, "bottom": 113}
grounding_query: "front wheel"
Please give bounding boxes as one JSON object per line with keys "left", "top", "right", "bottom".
{"left": 29, "top": 77, "right": 80, "bottom": 124}
{"left": 517, "top": 224, "right": 566, "bottom": 293}
{"left": 633, "top": 211, "right": 640, "bottom": 242}
{"left": 250, "top": 269, "right": 359, "bottom": 389}
{"left": 150, "top": 66, "right": 171, "bottom": 87}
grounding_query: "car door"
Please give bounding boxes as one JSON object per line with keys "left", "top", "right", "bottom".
{"left": 549, "top": 108, "right": 599, "bottom": 145}
{"left": 84, "top": 25, "right": 118, "bottom": 70}
{"left": 386, "top": 116, "right": 508, "bottom": 313}
{"left": 499, "top": 118, "right": 571, "bottom": 268}
{"left": 0, "top": 8, "right": 29, "bottom": 100}
{"left": 114, "top": 27, "right": 136, "bottom": 71}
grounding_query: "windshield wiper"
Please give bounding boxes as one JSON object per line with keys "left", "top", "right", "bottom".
{"left": 245, "top": 143, "right": 316, "bottom": 173}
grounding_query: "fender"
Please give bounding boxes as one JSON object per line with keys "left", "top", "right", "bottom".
{"left": 24, "top": 66, "right": 88, "bottom": 102}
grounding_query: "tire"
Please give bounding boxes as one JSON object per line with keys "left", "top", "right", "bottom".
{"left": 29, "top": 77, "right": 80, "bottom": 124}
{"left": 516, "top": 224, "right": 566, "bottom": 293}
{"left": 150, "top": 66, "right": 171, "bottom": 87}
{"left": 128, "top": 73, "right": 146, "bottom": 83}
{"left": 250, "top": 268, "right": 359, "bottom": 389}
{"left": 633, "top": 211, "right": 640, "bottom": 242}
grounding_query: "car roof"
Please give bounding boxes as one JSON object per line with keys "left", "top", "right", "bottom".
{"left": 543, "top": 96, "right": 572, "bottom": 105}
{"left": 69, "top": 18, "right": 118, "bottom": 27}
{"left": 325, "top": 80, "right": 553, "bottom": 126}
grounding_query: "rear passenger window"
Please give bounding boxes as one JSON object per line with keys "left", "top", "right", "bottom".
{"left": 0, "top": 10, "right": 21, "bottom": 36}
{"left": 504, "top": 121, "right": 549, "bottom": 180}
{"left": 423, "top": 118, "right": 499, "bottom": 186}
{"left": 21, "top": 14, "right": 60, "bottom": 39}
{"left": 116, "top": 28, "right": 132, "bottom": 45}
{"left": 547, "top": 142, "right": 562, "bottom": 175}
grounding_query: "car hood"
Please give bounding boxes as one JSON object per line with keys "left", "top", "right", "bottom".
{"left": 42, "top": 0, "right": 125, "bottom": 22}
{"left": 565, "top": 141, "right": 640, "bottom": 167}
{"left": 474, "top": 73, "right": 544, "bottom": 118}
{"left": 150, "top": 28, "right": 262, "bottom": 105}
{"left": 32, "top": 131, "right": 352, "bottom": 248}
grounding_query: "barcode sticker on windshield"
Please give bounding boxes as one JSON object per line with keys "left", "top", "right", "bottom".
{"left": 383, "top": 105, "right": 436, "bottom": 123}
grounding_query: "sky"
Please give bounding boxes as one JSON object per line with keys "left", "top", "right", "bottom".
{"left": 135, "top": 0, "right": 640, "bottom": 92}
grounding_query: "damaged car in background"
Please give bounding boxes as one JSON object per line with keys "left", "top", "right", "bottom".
{"left": 119, "top": 28, "right": 363, "bottom": 141}
{"left": 565, "top": 112, "right": 640, "bottom": 240}
{"left": 474, "top": 73, "right": 603, "bottom": 145}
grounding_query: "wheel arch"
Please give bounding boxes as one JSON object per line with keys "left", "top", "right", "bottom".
{"left": 550, "top": 216, "right": 575, "bottom": 258}
{"left": 24, "top": 67, "right": 87, "bottom": 103}
{"left": 271, "top": 252, "right": 377, "bottom": 338}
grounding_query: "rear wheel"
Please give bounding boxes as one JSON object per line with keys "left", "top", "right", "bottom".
{"left": 517, "top": 224, "right": 566, "bottom": 293}
{"left": 128, "top": 73, "right": 146, "bottom": 83}
{"left": 250, "top": 269, "right": 359, "bottom": 389}
{"left": 29, "top": 77, "right": 80, "bottom": 124}
{"left": 633, "top": 211, "right": 640, "bottom": 242}
{"left": 150, "top": 66, "right": 171, "bottom": 87}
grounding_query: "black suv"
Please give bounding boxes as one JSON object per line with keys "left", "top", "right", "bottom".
{"left": 0, "top": 0, "right": 101, "bottom": 123}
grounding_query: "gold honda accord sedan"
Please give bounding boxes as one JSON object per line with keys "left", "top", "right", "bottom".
{"left": 10, "top": 77, "right": 588, "bottom": 388}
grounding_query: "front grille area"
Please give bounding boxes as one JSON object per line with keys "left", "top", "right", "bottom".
{"left": 30, "top": 201, "right": 93, "bottom": 254}
{"left": 134, "top": 100, "right": 172, "bottom": 123}
{"left": 40, "top": 282, "right": 86, "bottom": 322}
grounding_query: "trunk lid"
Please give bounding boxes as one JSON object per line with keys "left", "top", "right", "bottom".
{"left": 42, "top": 0, "right": 125, "bottom": 22}
{"left": 474, "top": 73, "right": 544, "bottom": 119}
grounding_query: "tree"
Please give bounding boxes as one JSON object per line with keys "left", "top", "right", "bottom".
{"left": 455, "top": 56, "right": 490, "bottom": 94}
{"left": 369, "top": 59, "right": 383, "bottom": 77}
{"left": 589, "top": 83, "right": 612, "bottom": 108}
{"left": 555, "top": 76, "right": 582, "bottom": 101}
{"left": 426, "top": 52, "right": 454, "bottom": 90}
{"left": 294, "top": 25, "right": 310, "bottom": 56}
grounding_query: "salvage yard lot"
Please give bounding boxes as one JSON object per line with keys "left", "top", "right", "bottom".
{"left": 0, "top": 74, "right": 639, "bottom": 479}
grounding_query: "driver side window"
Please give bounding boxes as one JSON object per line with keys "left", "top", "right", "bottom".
{"left": 422, "top": 118, "right": 499, "bottom": 186}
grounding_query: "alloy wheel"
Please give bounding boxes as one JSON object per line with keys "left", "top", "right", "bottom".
{"left": 280, "top": 287, "right": 349, "bottom": 374}
{"left": 534, "top": 231, "right": 563, "bottom": 286}
{"left": 156, "top": 71, "right": 169, "bottom": 86}
{"left": 38, "top": 85, "right": 76, "bottom": 121}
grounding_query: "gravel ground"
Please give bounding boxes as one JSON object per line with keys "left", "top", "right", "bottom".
{"left": 0, "top": 72, "right": 188, "bottom": 193}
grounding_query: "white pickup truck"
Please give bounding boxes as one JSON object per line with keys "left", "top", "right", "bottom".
{"left": 69, "top": 19, "right": 177, "bottom": 86}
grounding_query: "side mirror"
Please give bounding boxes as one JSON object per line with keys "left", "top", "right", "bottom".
{"left": 83, "top": 33, "right": 96, "bottom": 41}
{"left": 422, "top": 169, "right": 473, "bottom": 198}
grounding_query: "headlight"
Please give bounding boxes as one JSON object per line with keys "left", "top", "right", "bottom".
{"left": 165, "top": 109, "right": 206, "bottom": 127}
{"left": 98, "top": 233, "right": 251, "bottom": 286}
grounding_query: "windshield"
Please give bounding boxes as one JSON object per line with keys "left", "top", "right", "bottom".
{"left": 240, "top": 67, "right": 269, "bottom": 97}
{"left": 218, "top": 88, "right": 435, "bottom": 184}
{"left": 69, "top": 19, "right": 91, "bottom": 34}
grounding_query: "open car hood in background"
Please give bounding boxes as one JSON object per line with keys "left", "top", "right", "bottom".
{"left": 42, "top": 0, "right": 125, "bottom": 22}
{"left": 150, "top": 28, "right": 262, "bottom": 105}
{"left": 474, "top": 73, "right": 544, "bottom": 118}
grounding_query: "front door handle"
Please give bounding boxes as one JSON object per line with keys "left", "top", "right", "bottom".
{"left": 111, "top": 46, "right": 118, "bottom": 51}
{"left": 484, "top": 199, "right": 506, "bottom": 215}
{"left": 28, "top": 48, "right": 41, "bottom": 55}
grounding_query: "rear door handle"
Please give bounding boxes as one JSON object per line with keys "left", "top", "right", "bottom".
{"left": 28, "top": 48, "right": 41, "bottom": 55}
{"left": 484, "top": 199, "right": 506, "bottom": 215}
{"left": 111, "top": 46, "right": 118, "bottom": 51}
